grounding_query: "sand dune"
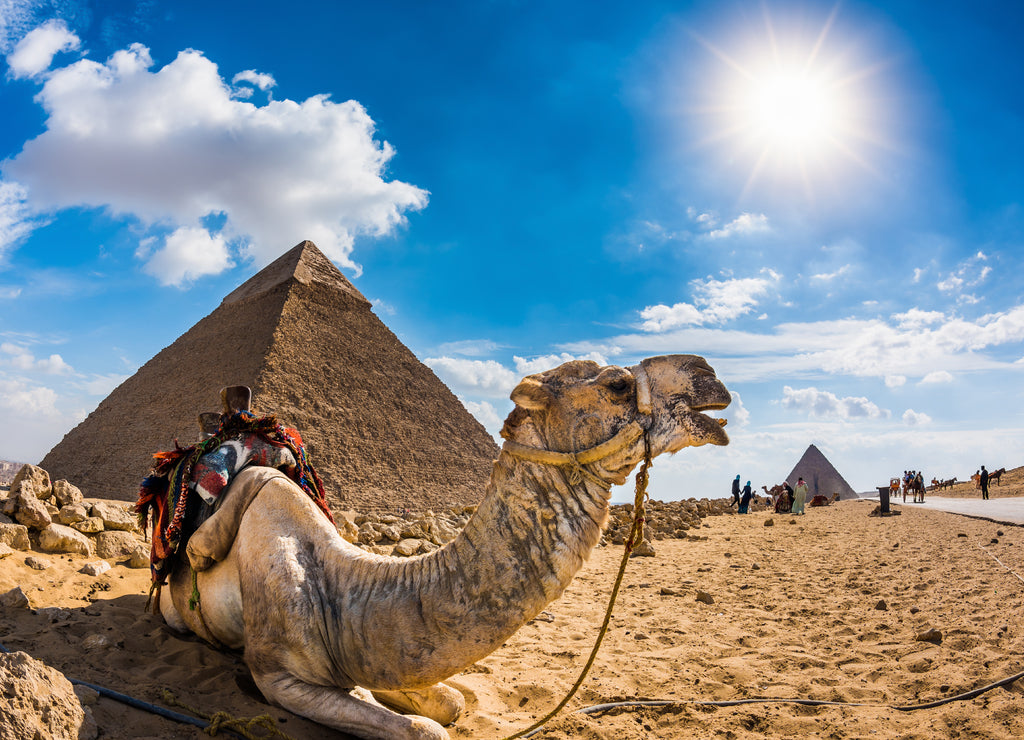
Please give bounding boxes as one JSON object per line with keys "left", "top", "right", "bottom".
{"left": 3, "top": 497, "right": 1024, "bottom": 739}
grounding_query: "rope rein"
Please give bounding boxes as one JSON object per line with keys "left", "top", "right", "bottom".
{"left": 161, "top": 690, "right": 296, "bottom": 739}
{"left": 502, "top": 433, "right": 652, "bottom": 740}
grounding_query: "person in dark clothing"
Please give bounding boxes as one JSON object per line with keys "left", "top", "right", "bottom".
{"left": 739, "top": 481, "right": 753, "bottom": 514}
{"left": 980, "top": 465, "right": 990, "bottom": 500}
{"left": 730, "top": 474, "right": 741, "bottom": 507}
{"left": 778, "top": 482, "right": 793, "bottom": 513}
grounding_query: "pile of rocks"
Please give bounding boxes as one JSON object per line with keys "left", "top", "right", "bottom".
{"left": 0, "top": 464, "right": 147, "bottom": 568}
{"left": 339, "top": 506, "right": 476, "bottom": 556}
{"left": 345, "top": 497, "right": 738, "bottom": 558}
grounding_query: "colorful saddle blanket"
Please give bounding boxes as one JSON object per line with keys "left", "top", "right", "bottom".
{"left": 136, "top": 411, "right": 334, "bottom": 585}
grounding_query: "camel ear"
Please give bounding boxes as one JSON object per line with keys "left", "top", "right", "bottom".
{"left": 510, "top": 377, "right": 550, "bottom": 411}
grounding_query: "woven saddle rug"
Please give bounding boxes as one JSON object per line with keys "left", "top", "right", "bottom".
{"left": 136, "top": 411, "right": 335, "bottom": 586}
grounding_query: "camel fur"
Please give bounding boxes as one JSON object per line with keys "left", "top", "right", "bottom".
{"left": 159, "top": 354, "right": 731, "bottom": 740}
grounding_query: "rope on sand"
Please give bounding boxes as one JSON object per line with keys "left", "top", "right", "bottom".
{"left": 563, "top": 666, "right": 1024, "bottom": 721}
{"left": 977, "top": 543, "right": 1024, "bottom": 585}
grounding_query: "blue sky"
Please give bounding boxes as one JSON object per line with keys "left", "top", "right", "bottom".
{"left": 1, "top": 0, "right": 1022, "bottom": 501}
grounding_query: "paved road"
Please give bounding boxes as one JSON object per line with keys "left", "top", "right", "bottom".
{"left": 858, "top": 494, "right": 1024, "bottom": 525}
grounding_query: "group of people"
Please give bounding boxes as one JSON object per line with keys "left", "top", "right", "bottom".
{"left": 730, "top": 475, "right": 809, "bottom": 515}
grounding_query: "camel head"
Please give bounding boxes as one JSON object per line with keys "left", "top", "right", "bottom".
{"left": 503, "top": 354, "right": 730, "bottom": 487}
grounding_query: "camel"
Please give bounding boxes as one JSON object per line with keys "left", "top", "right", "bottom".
{"left": 156, "top": 354, "right": 731, "bottom": 740}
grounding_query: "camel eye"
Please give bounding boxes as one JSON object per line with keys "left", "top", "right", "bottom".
{"left": 607, "top": 378, "right": 631, "bottom": 394}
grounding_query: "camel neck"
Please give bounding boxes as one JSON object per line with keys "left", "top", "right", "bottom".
{"left": 331, "top": 450, "right": 611, "bottom": 689}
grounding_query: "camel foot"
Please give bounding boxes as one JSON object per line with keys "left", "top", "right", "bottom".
{"left": 253, "top": 671, "right": 449, "bottom": 740}
{"left": 372, "top": 682, "right": 465, "bottom": 726}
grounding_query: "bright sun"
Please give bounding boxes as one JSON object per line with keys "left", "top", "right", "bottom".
{"left": 692, "top": 6, "right": 885, "bottom": 197}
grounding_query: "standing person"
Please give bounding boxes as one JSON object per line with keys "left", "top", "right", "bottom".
{"left": 793, "top": 477, "right": 809, "bottom": 515}
{"left": 730, "top": 474, "right": 741, "bottom": 508}
{"left": 739, "top": 481, "right": 753, "bottom": 514}
{"left": 980, "top": 465, "right": 990, "bottom": 500}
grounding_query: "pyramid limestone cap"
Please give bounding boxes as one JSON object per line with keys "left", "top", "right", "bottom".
{"left": 222, "top": 240, "right": 369, "bottom": 306}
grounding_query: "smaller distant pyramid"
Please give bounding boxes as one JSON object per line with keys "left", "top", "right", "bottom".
{"left": 785, "top": 444, "right": 856, "bottom": 500}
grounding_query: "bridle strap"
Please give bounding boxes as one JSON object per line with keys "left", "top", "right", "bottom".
{"left": 501, "top": 420, "right": 646, "bottom": 488}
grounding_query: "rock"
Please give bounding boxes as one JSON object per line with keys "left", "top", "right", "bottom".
{"left": 991, "top": 538, "right": 999, "bottom": 544}
{"left": 10, "top": 464, "right": 51, "bottom": 499}
{"left": 89, "top": 501, "right": 138, "bottom": 532}
{"left": 50, "top": 480, "right": 83, "bottom": 507}
{"left": 35, "top": 607, "right": 70, "bottom": 624}
{"left": 55, "top": 504, "right": 89, "bottom": 526}
{"left": 81, "top": 634, "right": 111, "bottom": 651}
{"left": 0, "top": 650, "right": 96, "bottom": 740}
{"left": 0, "top": 586, "right": 30, "bottom": 608}
{"left": 127, "top": 545, "right": 150, "bottom": 569}
{"left": 38, "top": 524, "right": 94, "bottom": 557}
{"left": 393, "top": 538, "right": 425, "bottom": 557}
{"left": 695, "top": 591, "right": 715, "bottom": 605}
{"left": 0, "top": 522, "right": 31, "bottom": 550}
{"left": 915, "top": 628, "right": 943, "bottom": 644}
{"left": 25, "top": 555, "right": 51, "bottom": 571}
{"left": 0, "top": 511, "right": 12, "bottom": 524}
{"left": 763, "top": 518, "right": 774, "bottom": 527}
{"left": 357, "top": 522, "right": 381, "bottom": 545}
{"left": 80, "top": 561, "right": 111, "bottom": 577}
{"left": 379, "top": 524, "right": 402, "bottom": 543}
{"left": 94, "top": 530, "right": 141, "bottom": 560}
{"left": 633, "top": 631, "right": 650, "bottom": 640}
{"left": 0, "top": 543, "right": 13, "bottom": 559}
{"left": 73, "top": 684, "right": 99, "bottom": 707}
{"left": 14, "top": 490, "right": 52, "bottom": 530}
{"left": 875, "top": 599, "right": 888, "bottom": 611}
{"left": 631, "top": 538, "right": 656, "bottom": 557}
{"left": 70, "top": 517, "right": 104, "bottom": 535}
{"left": 751, "top": 563, "right": 761, "bottom": 570}
{"left": 337, "top": 518, "right": 359, "bottom": 543}
{"left": 660, "top": 587, "right": 683, "bottom": 596}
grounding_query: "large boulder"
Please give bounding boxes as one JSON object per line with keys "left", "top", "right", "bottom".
{"left": 10, "top": 464, "right": 51, "bottom": 499}
{"left": 0, "top": 651, "right": 97, "bottom": 740}
{"left": 37, "top": 524, "right": 94, "bottom": 557}
{"left": 0, "top": 522, "right": 31, "bottom": 550}
{"left": 88, "top": 501, "right": 138, "bottom": 532}
{"left": 14, "top": 490, "right": 52, "bottom": 530}
{"left": 94, "top": 530, "right": 142, "bottom": 560}
{"left": 51, "top": 480, "right": 83, "bottom": 507}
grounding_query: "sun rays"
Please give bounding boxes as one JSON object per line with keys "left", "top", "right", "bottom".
{"left": 688, "top": 4, "right": 894, "bottom": 201}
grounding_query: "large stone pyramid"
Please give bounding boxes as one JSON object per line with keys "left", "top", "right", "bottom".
{"left": 784, "top": 444, "right": 856, "bottom": 500}
{"left": 41, "top": 241, "right": 500, "bottom": 512}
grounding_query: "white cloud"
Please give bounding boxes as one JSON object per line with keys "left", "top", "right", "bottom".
{"left": 232, "top": 69, "right": 275, "bottom": 91}
{"left": 640, "top": 274, "right": 776, "bottom": 331}
{"left": 902, "top": 409, "right": 932, "bottom": 426}
{"left": 920, "top": 370, "right": 953, "bottom": 385}
{"left": 780, "top": 385, "right": 890, "bottom": 421}
{"left": 894, "top": 308, "right": 945, "bottom": 329}
{"left": 423, "top": 357, "right": 518, "bottom": 398}
{"left": 1, "top": 342, "right": 73, "bottom": 374}
{"left": 2, "top": 38, "right": 428, "bottom": 279}
{"left": 0, "top": 379, "right": 59, "bottom": 415}
{"left": 884, "top": 375, "right": 906, "bottom": 388}
{"left": 811, "top": 264, "right": 851, "bottom": 281}
{"left": 0, "top": 180, "right": 40, "bottom": 257}
{"left": 140, "top": 226, "right": 233, "bottom": 286}
{"left": 5, "top": 18, "right": 78, "bottom": 78}
{"left": 460, "top": 398, "right": 505, "bottom": 438}
{"left": 707, "top": 212, "right": 769, "bottom": 239}
{"left": 513, "top": 352, "right": 608, "bottom": 376}
{"left": 727, "top": 390, "right": 749, "bottom": 429}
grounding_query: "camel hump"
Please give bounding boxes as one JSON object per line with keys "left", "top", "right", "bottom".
{"left": 187, "top": 467, "right": 291, "bottom": 571}
{"left": 221, "top": 386, "right": 252, "bottom": 414}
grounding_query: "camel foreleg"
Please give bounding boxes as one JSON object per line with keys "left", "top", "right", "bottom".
{"left": 372, "top": 682, "right": 465, "bottom": 726}
{"left": 252, "top": 671, "right": 450, "bottom": 740}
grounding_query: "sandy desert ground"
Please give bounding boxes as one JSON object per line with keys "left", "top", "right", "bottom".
{"left": 3, "top": 484, "right": 1024, "bottom": 739}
